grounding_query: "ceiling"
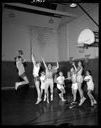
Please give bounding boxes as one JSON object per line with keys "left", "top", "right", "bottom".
{"left": 3, "top": 2, "right": 77, "bottom": 18}
{"left": 3, "top": 0, "right": 74, "bottom": 10}
{"left": 21, "top": 0, "right": 58, "bottom": 10}
{"left": 3, "top": 1, "right": 98, "bottom": 25}
{"left": 2, "top": 1, "right": 99, "bottom": 47}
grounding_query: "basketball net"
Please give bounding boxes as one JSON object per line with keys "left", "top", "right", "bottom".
{"left": 78, "top": 29, "right": 95, "bottom": 45}
{"left": 77, "top": 29, "right": 95, "bottom": 54}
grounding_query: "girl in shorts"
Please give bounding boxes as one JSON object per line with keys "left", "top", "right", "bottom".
{"left": 67, "top": 67, "right": 78, "bottom": 105}
{"left": 41, "top": 57, "right": 59, "bottom": 103}
{"left": 15, "top": 56, "right": 29, "bottom": 90}
{"left": 72, "top": 61, "right": 86, "bottom": 106}
{"left": 32, "top": 50, "right": 41, "bottom": 104}
{"left": 56, "top": 71, "right": 66, "bottom": 101}
{"left": 84, "top": 70, "right": 97, "bottom": 106}
{"left": 40, "top": 71, "right": 46, "bottom": 101}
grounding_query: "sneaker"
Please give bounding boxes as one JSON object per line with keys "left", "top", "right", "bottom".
{"left": 79, "top": 97, "right": 86, "bottom": 106}
{"left": 15, "top": 82, "right": 19, "bottom": 90}
{"left": 93, "top": 100, "right": 97, "bottom": 105}
{"left": 69, "top": 105, "right": 75, "bottom": 109}
{"left": 51, "top": 95, "right": 53, "bottom": 101}
{"left": 35, "top": 99, "right": 41, "bottom": 104}
{"left": 47, "top": 99, "right": 49, "bottom": 104}
{"left": 91, "top": 101, "right": 94, "bottom": 106}
{"left": 44, "top": 96, "right": 46, "bottom": 101}
{"left": 71, "top": 101, "right": 77, "bottom": 105}
{"left": 62, "top": 98, "right": 66, "bottom": 102}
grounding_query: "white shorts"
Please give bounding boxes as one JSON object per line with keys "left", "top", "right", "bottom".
{"left": 87, "top": 83, "right": 94, "bottom": 91}
{"left": 57, "top": 84, "right": 64, "bottom": 90}
{"left": 71, "top": 83, "right": 78, "bottom": 90}
{"left": 41, "top": 83, "right": 46, "bottom": 90}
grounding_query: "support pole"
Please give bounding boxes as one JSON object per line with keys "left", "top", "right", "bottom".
{"left": 77, "top": 3, "right": 99, "bottom": 27}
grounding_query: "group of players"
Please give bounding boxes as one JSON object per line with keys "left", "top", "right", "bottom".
{"left": 15, "top": 50, "right": 97, "bottom": 108}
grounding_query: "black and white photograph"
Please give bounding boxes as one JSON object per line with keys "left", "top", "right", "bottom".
{"left": 1, "top": 0, "right": 99, "bottom": 126}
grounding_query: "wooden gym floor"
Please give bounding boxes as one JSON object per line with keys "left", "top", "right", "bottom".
{"left": 1, "top": 85, "right": 98, "bottom": 126}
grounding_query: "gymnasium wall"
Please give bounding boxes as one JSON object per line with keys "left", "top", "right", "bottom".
{"left": 30, "top": 26, "right": 59, "bottom": 62}
{"left": 66, "top": 4, "right": 99, "bottom": 60}
{"left": 2, "top": 23, "right": 31, "bottom": 61}
{"left": 2, "top": 8, "right": 61, "bottom": 62}
{"left": 57, "top": 24, "right": 69, "bottom": 61}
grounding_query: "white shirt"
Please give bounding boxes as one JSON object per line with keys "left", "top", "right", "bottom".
{"left": 40, "top": 75, "right": 46, "bottom": 83}
{"left": 16, "top": 60, "right": 25, "bottom": 76}
{"left": 33, "top": 65, "right": 40, "bottom": 77}
{"left": 57, "top": 76, "right": 65, "bottom": 85}
{"left": 84, "top": 75, "right": 94, "bottom": 86}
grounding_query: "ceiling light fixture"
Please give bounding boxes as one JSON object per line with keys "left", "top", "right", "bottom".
{"left": 31, "top": 0, "right": 46, "bottom": 3}
{"left": 70, "top": 3, "right": 77, "bottom": 8}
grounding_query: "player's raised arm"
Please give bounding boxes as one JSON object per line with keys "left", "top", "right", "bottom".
{"left": 72, "top": 62, "right": 77, "bottom": 72}
{"left": 41, "top": 57, "right": 47, "bottom": 69}
{"left": 32, "top": 49, "right": 36, "bottom": 65}
{"left": 56, "top": 61, "right": 59, "bottom": 69}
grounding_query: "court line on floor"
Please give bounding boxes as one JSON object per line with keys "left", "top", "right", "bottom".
{"left": 1, "top": 85, "right": 34, "bottom": 90}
